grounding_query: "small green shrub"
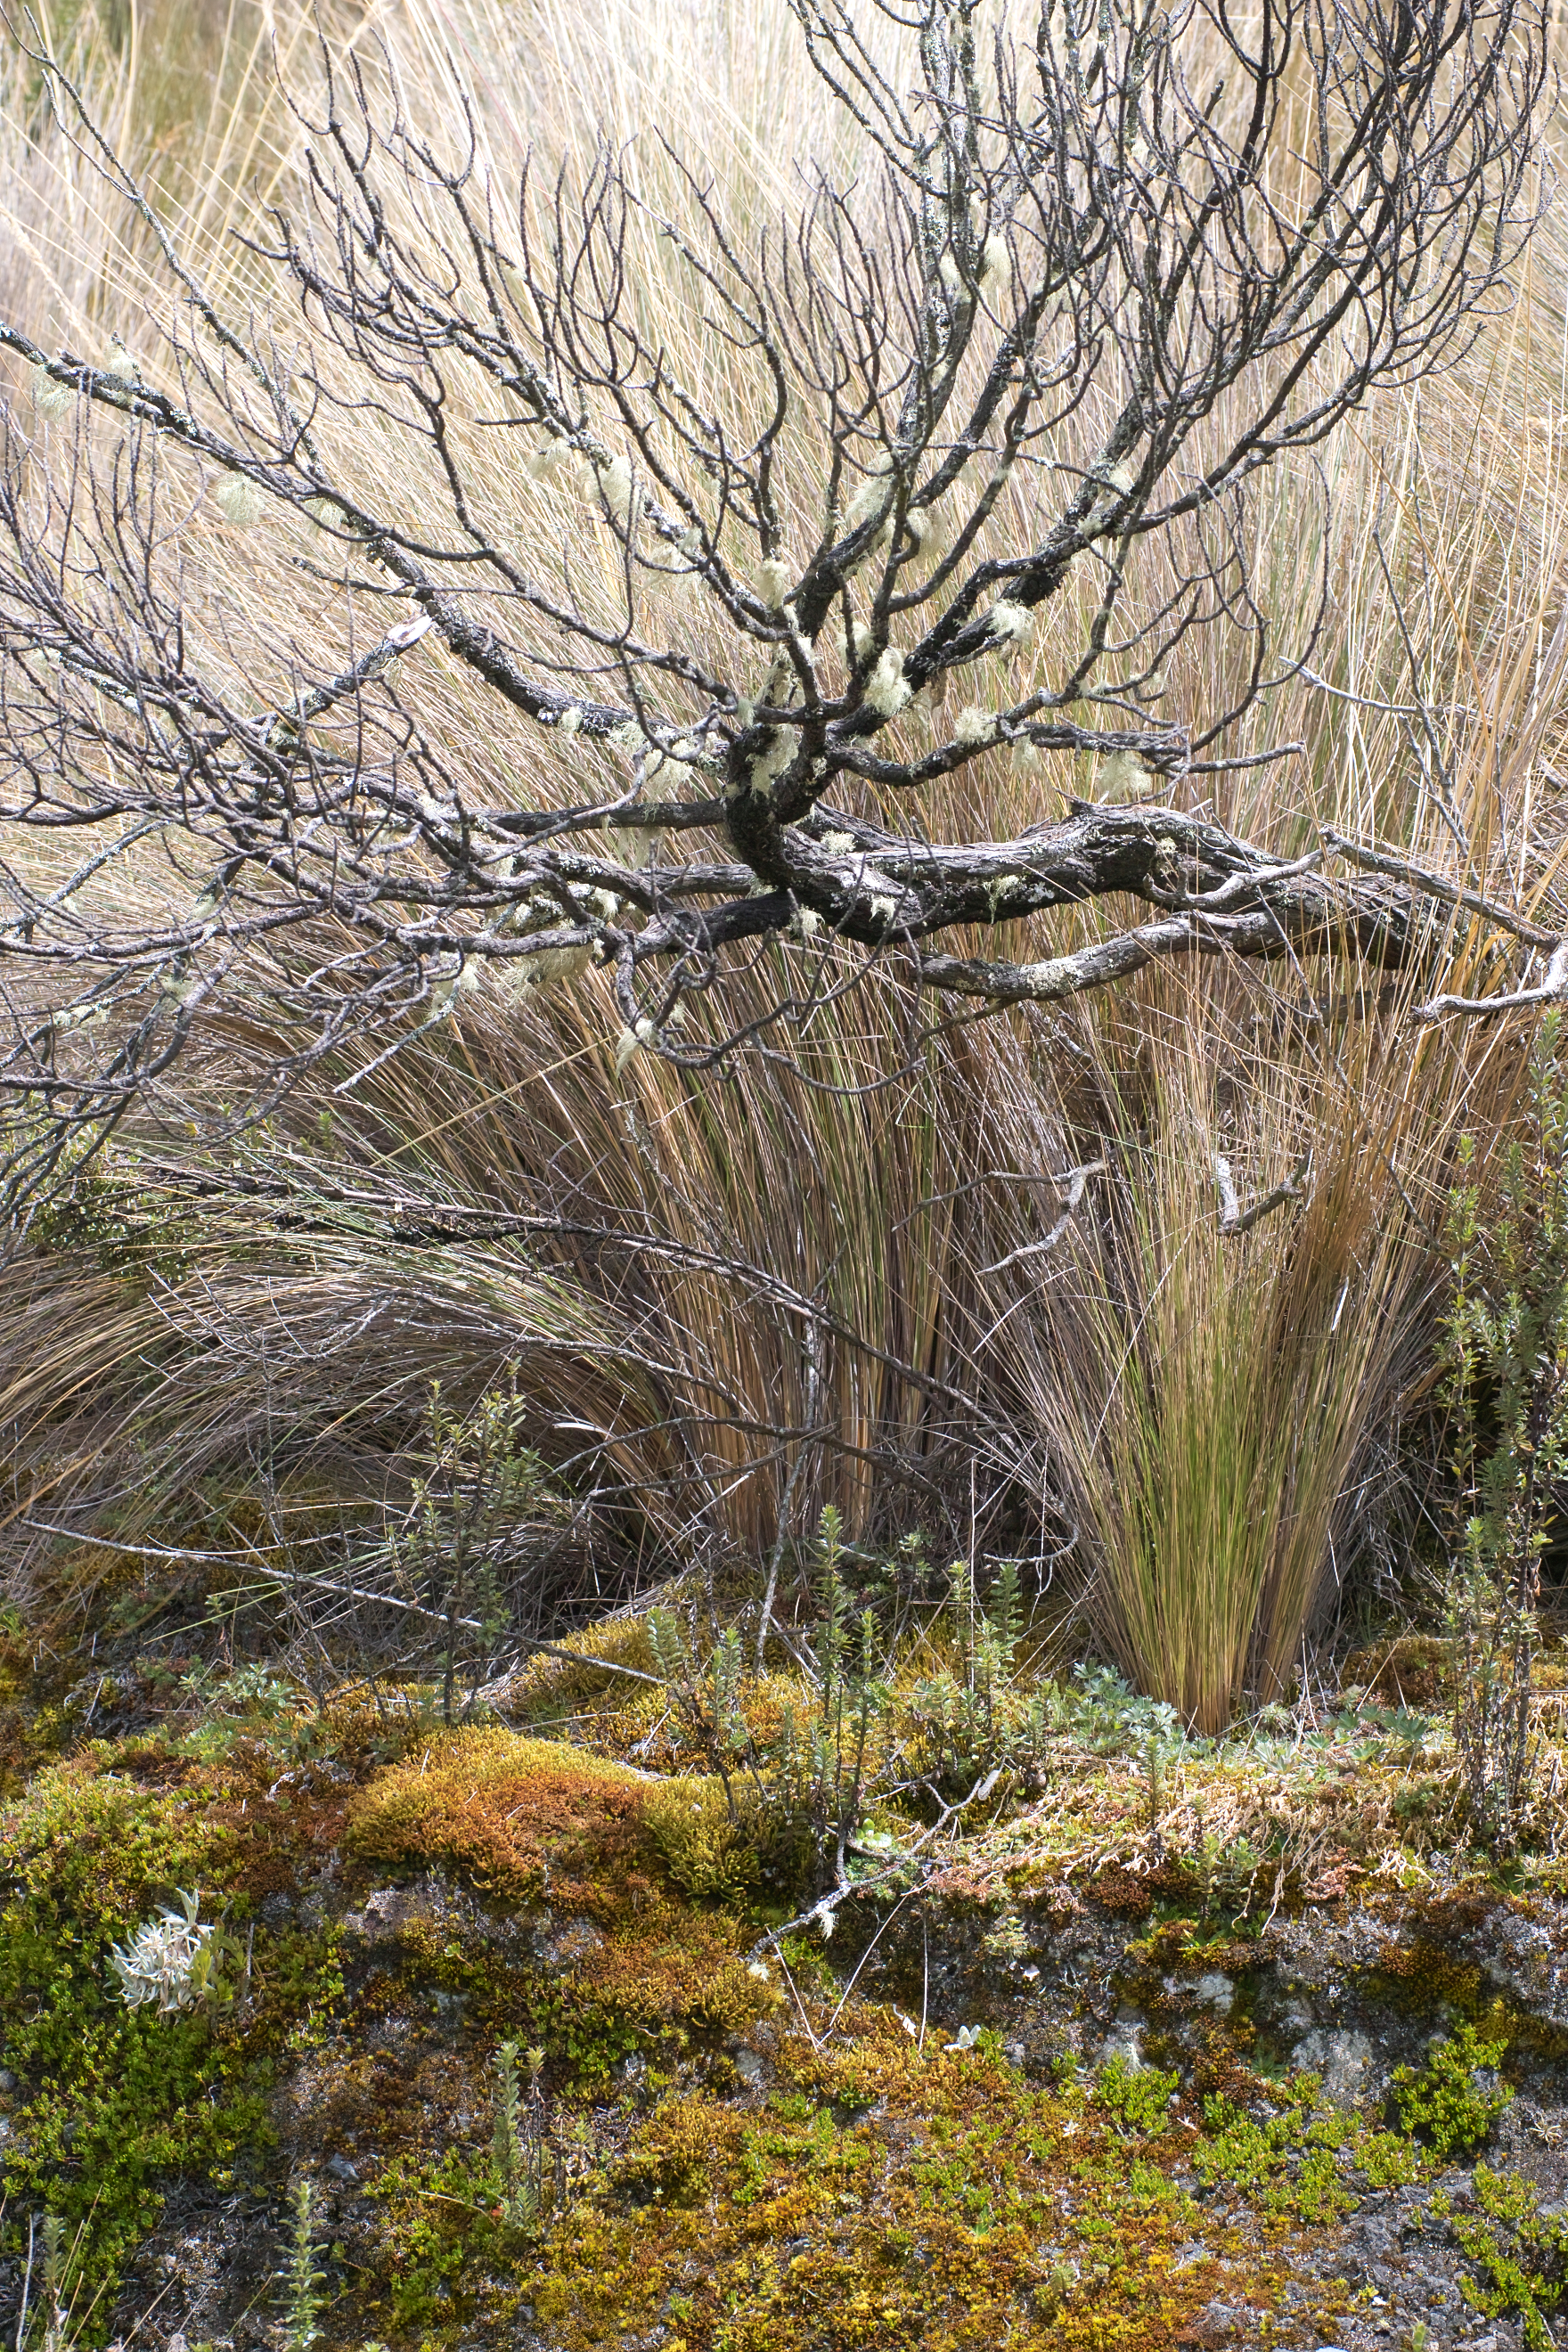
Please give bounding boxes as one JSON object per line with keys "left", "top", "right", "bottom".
{"left": 1434, "top": 2166, "right": 1568, "bottom": 2351}
{"left": 366, "top": 2046, "right": 566, "bottom": 2331}
{"left": 12, "top": 2212, "right": 91, "bottom": 2352}
{"left": 1195, "top": 2078, "right": 1356, "bottom": 2223}
{"left": 493, "top": 2038, "right": 554, "bottom": 2230}
{"left": 769, "top": 1560, "right": 893, "bottom": 1891}
{"left": 1093, "top": 2056, "right": 1180, "bottom": 2137}
{"left": 280, "top": 2177, "right": 327, "bottom": 2352}
{"left": 366, "top": 2145, "right": 504, "bottom": 2328}
{"left": 1392, "top": 2023, "right": 1512, "bottom": 2159}
{"left": 394, "top": 1375, "right": 568, "bottom": 1726}
{"left": 907, "top": 1558, "right": 1050, "bottom": 1793}
{"left": 650, "top": 1511, "right": 896, "bottom": 1896}
{"left": 25, "top": 1153, "right": 192, "bottom": 1283}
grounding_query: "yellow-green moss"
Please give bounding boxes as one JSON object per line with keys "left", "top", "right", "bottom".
{"left": 526, "top": 2024, "right": 1245, "bottom": 2352}
{"left": 643, "top": 1774, "right": 764, "bottom": 1905}
{"left": 500, "top": 1616, "right": 666, "bottom": 1728}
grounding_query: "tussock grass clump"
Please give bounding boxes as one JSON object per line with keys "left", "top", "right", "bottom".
{"left": 2, "top": 0, "right": 1568, "bottom": 1753}
{"left": 991, "top": 1016, "right": 1438, "bottom": 1732}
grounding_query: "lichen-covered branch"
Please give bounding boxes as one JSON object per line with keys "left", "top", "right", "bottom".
{"left": 0, "top": 0, "right": 1551, "bottom": 1203}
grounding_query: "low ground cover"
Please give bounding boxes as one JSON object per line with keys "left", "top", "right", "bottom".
{"left": 4, "top": 1596, "right": 1568, "bottom": 2350}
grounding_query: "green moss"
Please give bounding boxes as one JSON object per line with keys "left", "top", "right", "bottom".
{"left": 345, "top": 1727, "right": 660, "bottom": 1910}
{"left": 365, "top": 2141, "right": 539, "bottom": 2332}
{"left": 1093, "top": 2056, "right": 1180, "bottom": 2138}
{"left": 387, "top": 1912, "right": 647, "bottom": 2082}
{"left": 347, "top": 1730, "right": 782, "bottom": 2078}
{"left": 1356, "top": 2128, "right": 1424, "bottom": 2189}
{"left": 1370, "top": 1934, "right": 1487, "bottom": 2018}
{"left": 0, "top": 1755, "right": 225, "bottom": 1929}
{"left": 0, "top": 1759, "right": 267, "bottom": 2320}
{"left": 9, "top": 1674, "right": 1568, "bottom": 2348}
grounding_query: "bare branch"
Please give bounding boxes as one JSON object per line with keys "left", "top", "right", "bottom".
{"left": 0, "top": 0, "right": 1553, "bottom": 1204}
{"left": 1323, "top": 829, "right": 1561, "bottom": 950}
{"left": 979, "top": 1160, "right": 1105, "bottom": 1274}
{"left": 1214, "top": 1152, "right": 1312, "bottom": 1237}
{"left": 1416, "top": 942, "right": 1568, "bottom": 1025}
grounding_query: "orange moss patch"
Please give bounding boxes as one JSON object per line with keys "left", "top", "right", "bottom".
{"left": 346, "top": 1733, "right": 780, "bottom": 2043}
{"left": 346, "top": 1730, "right": 663, "bottom": 1914}
{"left": 192, "top": 1747, "right": 357, "bottom": 1897}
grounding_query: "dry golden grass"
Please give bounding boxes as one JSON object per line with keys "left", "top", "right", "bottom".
{"left": 6, "top": 0, "right": 1568, "bottom": 1720}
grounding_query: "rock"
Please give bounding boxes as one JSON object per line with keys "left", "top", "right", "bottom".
{"left": 1098, "top": 2012, "right": 1147, "bottom": 2070}
{"left": 1192, "top": 1972, "right": 1235, "bottom": 2013}
{"left": 542, "top": 1915, "right": 604, "bottom": 1966}
{"left": 1485, "top": 1901, "right": 1568, "bottom": 2028}
{"left": 1292, "top": 2028, "right": 1374, "bottom": 2106}
{"left": 343, "top": 1884, "right": 415, "bottom": 1939}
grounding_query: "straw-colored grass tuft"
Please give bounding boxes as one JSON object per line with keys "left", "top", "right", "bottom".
{"left": 4, "top": 0, "right": 1568, "bottom": 1721}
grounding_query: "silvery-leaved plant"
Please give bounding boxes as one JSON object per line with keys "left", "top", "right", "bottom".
{"left": 1069, "top": 1663, "right": 1188, "bottom": 1760}
{"left": 108, "top": 1888, "right": 231, "bottom": 2013}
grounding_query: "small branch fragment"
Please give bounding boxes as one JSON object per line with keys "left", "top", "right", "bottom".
{"left": 1417, "top": 941, "right": 1568, "bottom": 1024}
{"left": 1214, "top": 1153, "right": 1313, "bottom": 1237}
{"left": 981, "top": 1161, "right": 1106, "bottom": 1274}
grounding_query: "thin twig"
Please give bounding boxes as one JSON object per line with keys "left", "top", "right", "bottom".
{"left": 980, "top": 1161, "right": 1105, "bottom": 1275}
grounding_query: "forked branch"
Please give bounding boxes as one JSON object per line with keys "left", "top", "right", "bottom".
{"left": 0, "top": 0, "right": 1552, "bottom": 1205}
